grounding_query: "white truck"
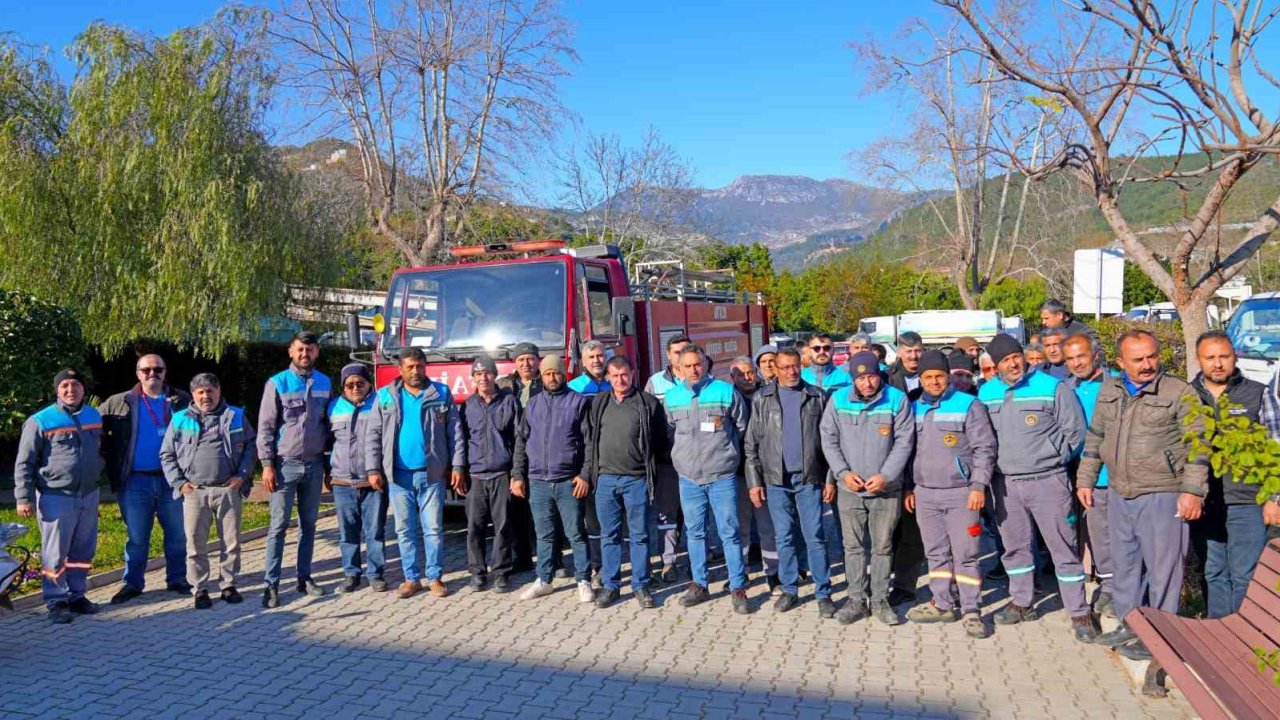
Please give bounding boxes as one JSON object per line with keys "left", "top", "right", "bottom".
{"left": 1225, "top": 292, "right": 1280, "bottom": 384}
{"left": 858, "top": 309, "right": 1026, "bottom": 348}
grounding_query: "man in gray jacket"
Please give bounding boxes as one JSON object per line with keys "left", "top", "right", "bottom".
{"left": 821, "top": 351, "right": 915, "bottom": 626}
{"left": 161, "top": 373, "right": 256, "bottom": 610}
{"left": 326, "top": 363, "right": 387, "bottom": 594}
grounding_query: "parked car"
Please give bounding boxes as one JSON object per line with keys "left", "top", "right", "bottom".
{"left": 1226, "top": 292, "right": 1280, "bottom": 383}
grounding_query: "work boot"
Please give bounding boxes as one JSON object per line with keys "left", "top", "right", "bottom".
{"left": 371, "top": 577, "right": 389, "bottom": 593}
{"left": 679, "top": 583, "right": 710, "bottom": 607}
{"left": 519, "top": 579, "right": 553, "bottom": 600}
{"left": 339, "top": 575, "right": 362, "bottom": 594}
{"left": 594, "top": 588, "right": 620, "bottom": 609}
{"left": 773, "top": 592, "right": 799, "bottom": 613}
{"left": 1097, "top": 625, "right": 1138, "bottom": 649}
{"left": 731, "top": 589, "right": 752, "bottom": 615}
{"left": 872, "top": 602, "right": 902, "bottom": 626}
{"left": 634, "top": 587, "right": 656, "bottom": 609}
{"left": 220, "top": 587, "right": 243, "bottom": 604}
{"left": 396, "top": 580, "right": 421, "bottom": 599}
{"left": 907, "top": 600, "right": 958, "bottom": 624}
{"left": 1093, "top": 592, "right": 1115, "bottom": 619}
{"left": 993, "top": 602, "right": 1036, "bottom": 625}
{"left": 836, "top": 599, "right": 869, "bottom": 625}
{"left": 262, "top": 583, "right": 280, "bottom": 608}
{"left": 297, "top": 577, "right": 325, "bottom": 597}
{"left": 659, "top": 564, "right": 680, "bottom": 584}
{"left": 68, "top": 597, "right": 100, "bottom": 615}
{"left": 817, "top": 598, "right": 837, "bottom": 619}
{"left": 1072, "top": 614, "right": 1100, "bottom": 643}
{"left": 493, "top": 575, "right": 511, "bottom": 594}
{"left": 194, "top": 590, "right": 213, "bottom": 610}
{"left": 427, "top": 579, "right": 448, "bottom": 598}
{"left": 110, "top": 586, "right": 143, "bottom": 605}
{"left": 962, "top": 612, "right": 989, "bottom": 639}
{"left": 886, "top": 588, "right": 917, "bottom": 607}
{"left": 469, "top": 574, "right": 487, "bottom": 591}
{"left": 48, "top": 602, "right": 74, "bottom": 625}
{"left": 167, "top": 581, "right": 194, "bottom": 595}
{"left": 1117, "top": 639, "right": 1152, "bottom": 661}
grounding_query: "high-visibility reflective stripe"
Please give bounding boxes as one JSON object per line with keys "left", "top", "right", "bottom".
{"left": 64, "top": 561, "right": 92, "bottom": 569}
{"left": 761, "top": 551, "right": 779, "bottom": 560}
{"left": 1006, "top": 565, "right": 1035, "bottom": 576}
{"left": 928, "top": 570, "right": 954, "bottom": 579}
{"left": 1056, "top": 574, "right": 1086, "bottom": 583}
{"left": 955, "top": 573, "right": 981, "bottom": 586}
{"left": 1095, "top": 572, "right": 1114, "bottom": 579}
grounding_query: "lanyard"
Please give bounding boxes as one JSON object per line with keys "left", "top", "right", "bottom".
{"left": 140, "top": 393, "right": 168, "bottom": 427}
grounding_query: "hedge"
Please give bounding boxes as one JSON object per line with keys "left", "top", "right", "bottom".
{"left": 0, "top": 291, "right": 89, "bottom": 440}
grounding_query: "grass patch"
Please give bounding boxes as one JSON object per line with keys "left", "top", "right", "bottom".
{"left": 1, "top": 493, "right": 275, "bottom": 598}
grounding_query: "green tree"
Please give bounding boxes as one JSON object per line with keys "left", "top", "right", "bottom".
{"left": 0, "top": 12, "right": 349, "bottom": 356}
{"left": 980, "top": 277, "right": 1047, "bottom": 321}
{"left": 1123, "top": 260, "right": 1167, "bottom": 309}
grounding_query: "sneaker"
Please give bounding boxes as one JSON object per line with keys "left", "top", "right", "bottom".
{"left": 167, "top": 581, "right": 194, "bottom": 595}
{"left": 1072, "top": 614, "right": 1100, "bottom": 643}
{"left": 817, "top": 598, "right": 837, "bottom": 619}
{"left": 731, "top": 589, "right": 751, "bottom": 614}
{"left": 1093, "top": 592, "right": 1115, "bottom": 619}
{"left": 907, "top": 600, "right": 958, "bottom": 624}
{"left": 594, "top": 588, "right": 620, "bottom": 609}
{"left": 994, "top": 603, "right": 1036, "bottom": 625}
{"left": 520, "top": 578, "right": 553, "bottom": 600}
{"left": 220, "top": 587, "right": 243, "bottom": 604}
{"left": 338, "top": 575, "right": 362, "bottom": 594}
{"left": 194, "top": 590, "right": 213, "bottom": 610}
{"left": 766, "top": 574, "right": 780, "bottom": 594}
{"left": 371, "top": 577, "right": 389, "bottom": 593}
{"left": 872, "top": 602, "right": 902, "bottom": 626}
{"left": 576, "top": 580, "right": 595, "bottom": 603}
{"left": 493, "top": 575, "right": 511, "bottom": 594}
{"left": 679, "top": 583, "right": 711, "bottom": 608}
{"left": 962, "top": 612, "right": 988, "bottom": 638}
{"left": 110, "top": 586, "right": 143, "bottom": 605}
{"left": 68, "top": 597, "right": 100, "bottom": 615}
{"left": 427, "top": 579, "right": 448, "bottom": 598}
{"left": 886, "top": 588, "right": 917, "bottom": 607}
{"left": 469, "top": 574, "right": 487, "bottom": 591}
{"left": 773, "top": 592, "right": 799, "bottom": 613}
{"left": 1117, "top": 639, "right": 1152, "bottom": 661}
{"left": 985, "top": 563, "right": 1008, "bottom": 580}
{"left": 48, "top": 602, "right": 74, "bottom": 625}
{"left": 659, "top": 564, "right": 680, "bottom": 584}
{"left": 297, "top": 578, "right": 325, "bottom": 597}
{"left": 262, "top": 584, "right": 280, "bottom": 608}
{"left": 634, "top": 587, "right": 656, "bottom": 609}
{"left": 1097, "top": 625, "right": 1138, "bottom": 649}
{"left": 836, "top": 599, "right": 869, "bottom": 625}
{"left": 396, "top": 580, "right": 421, "bottom": 599}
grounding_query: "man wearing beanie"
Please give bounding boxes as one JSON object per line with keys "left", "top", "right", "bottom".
{"left": 14, "top": 369, "right": 105, "bottom": 624}
{"left": 326, "top": 363, "right": 388, "bottom": 593}
{"left": 753, "top": 344, "right": 779, "bottom": 383}
{"left": 903, "top": 351, "right": 996, "bottom": 637}
{"left": 820, "top": 351, "right": 915, "bottom": 626}
{"left": 459, "top": 355, "right": 521, "bottom": 592}
{"left": 977, "top": 333, "right": 1096, "bottom": 642}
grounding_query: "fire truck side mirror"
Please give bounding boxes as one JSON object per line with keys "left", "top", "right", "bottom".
{"left": 346, "top": 313, "right": 362, "bottom": 349}
{"left": 612, "top": 297, "right": 636, "bottom": 337}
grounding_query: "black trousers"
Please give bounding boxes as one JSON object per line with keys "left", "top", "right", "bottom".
{"left": 466, "top": 474, "right": 514, "bottom": 578}
{"left": 891, "top": 496, "right": 925, "bottom": 596}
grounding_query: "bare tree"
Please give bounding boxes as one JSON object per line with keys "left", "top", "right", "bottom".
{"left": 557, "top": 126, "right": 703, "bottom": 265}
{"left": 272, "top": 0, "right": 575, "bottom": 265}
{"left": 938, "top": 0, "right": 1280, "bottom": 370}
{"left": 856, "top": 22, "right": 1074, "bottom": 308}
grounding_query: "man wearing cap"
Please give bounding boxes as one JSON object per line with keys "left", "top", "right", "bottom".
{"left": 903, "top": 351, "right": 996, "bottom": 637}
{"left": 801, "top": 333, "right": 852, "bottom": 393}
{"left": 955, "top": 337, "right": 981, "bottom": 359}
{"left": 459, "top": 355, "right": 521, "bottom": 593}
{"left": 161, "top": 373, "right": 256, "bottom": 609}
{"left": 513, "top": 355, "right": 595, "bottom": 602}
{"left": 754, "top": 344, "right": 779, "bottom": 384}
{"left": 645, "top": 334, "right": 691, "bottom": 583}
{"left": 100, "top": 354, "right": 192, "bottom": 605}
{"left": 821, "top": 351, "right": 915, "bottom": 625}
{"left": 14, "top": 369, "right": 104, "bottom": 624}
{"left": 886, "top": 331, "right": 927, "bottom": 607}
{"left": 258, "top": 330, "right": 332, "bottom": 607}
{"left": 366, "top": 347, "right": 464, "bottom": 600}
{"left": 978, "top": 333, "right": 1097, "bottom": 642}
{"left": 745, "top": 347, "right": 834, "bottom": 616}
{"left": 326, "top": 363, "right": 388, "bottom": 593}
{"left": 495, "top": 341, "right": 539, "bottom": 573}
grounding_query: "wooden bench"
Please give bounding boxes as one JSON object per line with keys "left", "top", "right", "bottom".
{"left": 1128, "top": 539, "right": 1280, "bottom": 719}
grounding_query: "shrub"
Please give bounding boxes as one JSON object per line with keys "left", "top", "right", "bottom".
{"left": 1087, "top": 316, "right": 1187, "bottom": 379}
{"left": 0, "top": 291, "right": 89, "bottom": 440}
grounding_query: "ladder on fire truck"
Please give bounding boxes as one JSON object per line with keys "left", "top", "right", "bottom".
{"left": 629, "top": 260, "right": 764, "bottom": 305}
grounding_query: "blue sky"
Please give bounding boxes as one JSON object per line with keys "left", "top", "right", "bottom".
{"left": 5, "top": 0, "right": 938, "bottom": 190}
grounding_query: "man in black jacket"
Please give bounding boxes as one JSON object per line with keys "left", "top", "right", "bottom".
{"left": 583, "top": 356, "right": 667, "bottom": 609}
{"left": 886, "top": 333, "right": 926, "bottom": 606}
{"left": 745, "top": 348, "right": 837, "bottom": 618}
{"left": 1190, "top": 331, "right": 1270, "bottom": 618}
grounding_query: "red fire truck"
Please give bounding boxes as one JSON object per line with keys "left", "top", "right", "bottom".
{"left": 355, "top": 241, "right": 770, "bottom": 397}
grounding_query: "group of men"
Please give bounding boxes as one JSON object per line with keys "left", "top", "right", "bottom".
{"left": 14, "top": 302, "right": 1280, "bottom": 663}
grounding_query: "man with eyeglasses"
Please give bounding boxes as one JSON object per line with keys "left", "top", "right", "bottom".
{"left": 801, "top": 334, "right": 852, "bottom": 393}
{"left": 100, "top": 354, "right": 193, "bottom": 604}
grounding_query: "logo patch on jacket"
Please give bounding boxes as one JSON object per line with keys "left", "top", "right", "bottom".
{"left": 942, "top": 433, "right": 959, "bottom": 447}
{"left": 878, "top": 424, "right": 891, "bottom": 436}
{"left": 1025, "top": 414, "right": 1038, "bottom": 427}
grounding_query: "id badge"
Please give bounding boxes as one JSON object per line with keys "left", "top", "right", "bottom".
{"left": 700, "top": 421, "right": 716, "bottom": 433}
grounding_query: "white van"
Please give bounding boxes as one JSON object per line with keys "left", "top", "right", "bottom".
{"left": 1226, "top": 292, "right": 1280, "bottom": 384}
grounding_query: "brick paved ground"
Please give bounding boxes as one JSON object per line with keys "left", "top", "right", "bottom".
{"left": 1, "top": 514, "right": 1193, "bottom": 719}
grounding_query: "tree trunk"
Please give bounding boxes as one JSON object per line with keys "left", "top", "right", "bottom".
{"left": 1179, "top": 294, "right": 1210, "bottom": 378}
{"left": 956, "top": 274, "right": 978, "bottom": 310}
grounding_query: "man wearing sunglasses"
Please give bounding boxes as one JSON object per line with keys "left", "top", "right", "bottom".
{"left": 99, "top": 354, "right": 192, "bottom": 604}
{"left": 801, "top": 334, "right": 852, "bottom": 393}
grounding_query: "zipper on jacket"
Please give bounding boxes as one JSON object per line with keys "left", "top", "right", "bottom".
{"left": 1163, "top": 449, "right": 1177, "bottom": 477}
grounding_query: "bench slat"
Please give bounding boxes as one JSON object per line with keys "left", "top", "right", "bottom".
{"left": 1257, "top": 542, "right": 1280, "bottom": 575}
{"left": 1130, "top": 609, "right": 1232, "bottom": 720}
{"left": 1174, "top": 615, "right": 1280, "bottom": 710}
{"left": 1222, "top": 614, "right": 1280, "bottom": 659}
{"left": 1251, "top": 563, "right": 1280, "bottom": 604}
{"left": 1241, "top": 586, "right": 1280, "bottom": 646}
{"left": 1145, "top": 610, "right": 1280, "bottom": 720}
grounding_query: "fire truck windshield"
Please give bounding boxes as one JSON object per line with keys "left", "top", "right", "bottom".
{"left": 382, "top": 261, "right": 568, "bottom": 355}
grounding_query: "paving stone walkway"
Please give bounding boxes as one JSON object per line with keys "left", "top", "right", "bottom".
{"left": 1, "top": 514, "right": 1193, "bottom": 719}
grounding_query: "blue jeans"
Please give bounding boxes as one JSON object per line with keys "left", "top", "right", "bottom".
{"left": 679, "top": 475, "right": 747, "bottom": 590}
{"left": 1203, "top": 503, "right": 1268, "bottom": 618}
{"left": 263, "top": 459, "right": 324, "bottom": 585}
{"left": 767, "top": 478, "right": 831, "bottom": 599}
{"left": 120, "top": 471, "right": 186, "bottom": 589}
{"left": 596, "top": 474, "right": 651, "bottom": 592}
{"left": 388, "top": 470, "right": 446, "bottom": 583}
{"left": 332, "top": 484, "right": 389, "bottom": 579}
{"left": 530, "top": 479, "right": 589, "bottom": 584}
